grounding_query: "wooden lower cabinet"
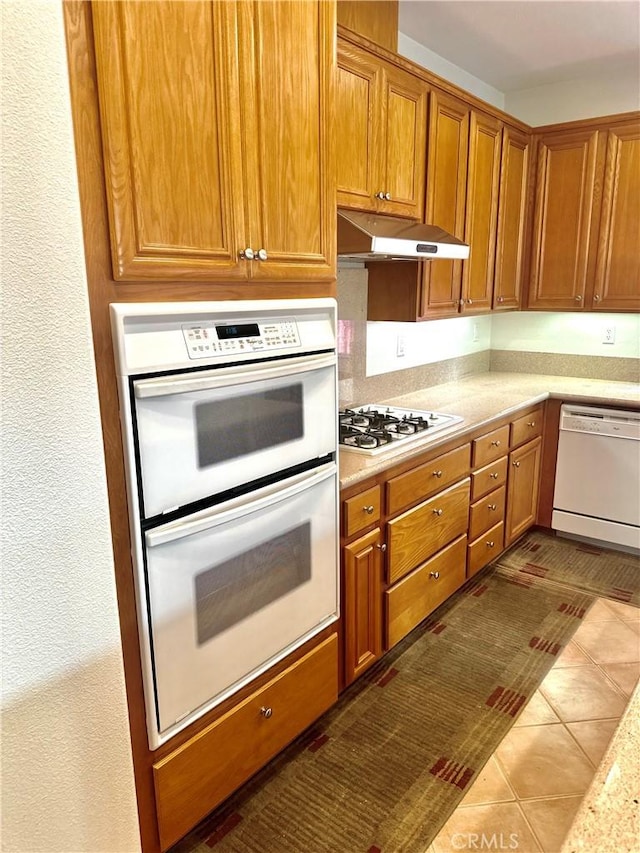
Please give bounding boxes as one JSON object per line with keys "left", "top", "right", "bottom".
{"left": 505, "top": 437, "right": 543, "bottom": 546}
{"left": 343, "top": 527, "right": 383, "bottom": 685}
{"left": 386, "top": 535, "right": 467, "bottom": 647}
{"left": 153, "top": 635, "right": 338, "bottom": 850}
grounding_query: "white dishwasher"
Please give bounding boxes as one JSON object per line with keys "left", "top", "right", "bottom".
{"left": 553, "top": 404, "right": 640, "bottom": 552}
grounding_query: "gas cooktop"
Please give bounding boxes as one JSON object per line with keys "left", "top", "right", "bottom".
{"left": 339, "top": 405, "right": 463, "bottom": 455}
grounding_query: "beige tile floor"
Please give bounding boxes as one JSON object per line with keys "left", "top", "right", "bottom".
{"left": 427, "top": 596, "right": 640, "bottom": 853}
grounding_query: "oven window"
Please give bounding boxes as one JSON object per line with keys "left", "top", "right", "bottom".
{"left": 195, "top": 383, "right": 304, "bottom": 467}
{"left": 194, "top": 522, "right": 311, "bottom": 644}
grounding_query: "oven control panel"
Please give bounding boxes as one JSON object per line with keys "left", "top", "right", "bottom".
{"left": 182, "top": 319, "right": 300, "bottom": 359}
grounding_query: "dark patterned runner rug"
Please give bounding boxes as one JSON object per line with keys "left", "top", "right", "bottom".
{"left": 173, "top": 532, "right": 639, "bottom": 853}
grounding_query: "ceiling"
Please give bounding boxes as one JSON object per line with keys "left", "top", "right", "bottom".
{"left": 398, "top": 1, "right": 640, "bottom": 92}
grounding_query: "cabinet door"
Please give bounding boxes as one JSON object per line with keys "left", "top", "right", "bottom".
{"left": 379, "top": 65, "right": 428, "bottom": 219}
{"left": 92, "top": 1, "right": 246, "bottom": 281}
{"left": 421, "top": 91, "right": 469, "bottom": 318}
{"left": 493, "top": 127, "right": 530, "bottom": 310}
{"left": 461, "top": 111, "right": 502, "bottom": 313}
{"left": 241, "top": 0, "right": 335, "bottom": 281}
{"left": 335, "top": 42, "right": 383, "bottom": 212}
{"left": 592, "top": 121, "right": 640, "bottom": 311}
{"left": 343, "top": 528, "right": 383, "bottom": 685}
{"left": 528, "top": 129, "right": 601, "bottom": 309}
{"left": 505, "top": 437, "right": 542, "bottom": 547}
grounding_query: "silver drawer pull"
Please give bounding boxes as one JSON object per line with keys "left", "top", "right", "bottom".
{"left": 260, "top": 706, "right": 273, "bottom": 719}
{"left": 364, "top": 505, "right": 374, "bottom": 515}
{"left": 491, "top": 440, "right": 501, "bottom": 447}
{"left": 429, "top": 571, "right": 440, "bottom": 580}
{"left": 433, "top": 508, "right": 443, "bottom": 516}
{"left": 376, "top": 543, "right": 387, "bottom": 552}
{"left": 527, "top": 421, "right": 536, "bottom": 427}
{"left": 513, "top": 461, "right": 521, "bottom": 468}
{"left": 433, "top": 470, "right": 443, "bottom": 478}
{"left": 488, "top": 503, "right": 497, "bottom": 511}
{"left": 486, "top": 541, "right": 495, "bottom": 548}
{"left": 490, "top": 472, "right": 499, "bottom": 479}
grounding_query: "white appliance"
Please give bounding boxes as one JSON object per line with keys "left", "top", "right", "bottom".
{"left": 111, "top": 299, "right": 339, "bottom": 747}
{"left": 552, "top": 404, "right": 640, "bottom": 552}
{"left": 339, "top": 404, "right": 463, "bottom": 455}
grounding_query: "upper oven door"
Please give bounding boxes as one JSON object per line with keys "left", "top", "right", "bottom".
{"left": 132, "top": 352, "right": 337, "bottom": 519}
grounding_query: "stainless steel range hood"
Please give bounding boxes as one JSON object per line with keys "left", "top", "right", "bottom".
{"left": 337, "top": 210, "right": 469, "bottom": 261}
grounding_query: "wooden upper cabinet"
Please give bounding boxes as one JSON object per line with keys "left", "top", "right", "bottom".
{"left": 592, "top": 120, "right": 640, "bottom": 311}
{"left": 528, "top": 128, "right": 602, "bottom": 309}
{"left": 336, "top": 41, "right": 427, "bottom": 219}
{"left": 493, "top": 126, "right": 530, "bottom": 310}
{"left": 420, "top": 91, "right": 469, "bottom": 318}
{"left": 92, "top": 0, "right": 335, "bottom": 282}
{"left": 460, "top": 111, "right": 502, "bottom": 313}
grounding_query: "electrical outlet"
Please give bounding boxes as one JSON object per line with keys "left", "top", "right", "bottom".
{"left": 603, "top": 325, "right": 616, "bottom": 345}
{"left": 396, "top": 335, "right": 406, "bottom": 357}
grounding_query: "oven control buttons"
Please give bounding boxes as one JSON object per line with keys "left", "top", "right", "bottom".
{"left": 182, "top": 321, "right": 300, "bottom": 359}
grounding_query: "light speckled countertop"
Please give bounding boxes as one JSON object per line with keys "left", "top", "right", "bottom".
{"left": 339, "top": 372, "right": 640, "bottom": 489}
{"left": 340, "top": 370, "right": 640, "bottom": 852}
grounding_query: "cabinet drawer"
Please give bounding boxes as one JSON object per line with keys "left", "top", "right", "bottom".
{"left": 386, "top": 535, "right": 467, "bottom": 648}
{"left": 387, "top": 478, "right": 470, "bottom": 584}
{"left": 511, "top": 407, "right": 544, "bottom": 448}
{"left": 153, "top": 635, "right": 338, "bottom": 850}
{"left": 472, "top": 425, "right": 510, "bottom": 468}
{"left": 467, "top": 521, "right": 504, "bottom": 578}
{"left": 344, "top": 485, "right": 381, "bottom": 538}
{"left": 469, "top": 485, "right": 506, "bottom": 540}
{"left": 471, "top": 455, "right": 508, "bottom": 500}
{"left": 386, "top": 443, "right": 470, "bottom": 515}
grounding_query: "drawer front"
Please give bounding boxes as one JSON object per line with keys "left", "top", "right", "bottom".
{"left": 344, "top": 485, "right": 381, "bottom": 538}
{"left": 386, "top": 535, "right": 467, "bottom": 648}
{"left": 467, "top": 521, "right": 504, "bottom": 578}
{"left": 472, "top": 425, "right": 510, "bottom": 468}
{"left": 153, "top": 635, "right": 338, "bottom": 850}
{"left": 387, "top": 478, "right": 470, "bottom": 584}
{"left": 510, "top": 407, "right": 544, "bottom": 448}
{"left": 468, "top": 485, "right": 506, "bottom": 540}
{"left": 471, "top": 455, "right": 508, "bottom": 501}
{"left": 386, "top": 444, "right": 471, "bottom": 515}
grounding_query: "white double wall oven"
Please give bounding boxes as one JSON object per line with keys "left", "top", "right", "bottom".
{"left": 111, "top": 299, "right": 339, "bottom": 748}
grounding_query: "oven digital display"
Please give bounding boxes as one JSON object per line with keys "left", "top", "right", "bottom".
{"left": 215, "top": 323, "right": 260, "bottom": 340}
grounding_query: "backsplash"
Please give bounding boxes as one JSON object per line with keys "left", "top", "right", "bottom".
{"left": 336, "top": 266, "right": 639, "bottom": 406}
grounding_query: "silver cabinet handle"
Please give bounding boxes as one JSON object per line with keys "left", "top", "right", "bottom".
{"left": 384, "top": 192, "right": 391, "bottom": 200}
{"left": 240, "top": 247, "right": 255, "bottom": 260}
{"left": 375, "top": 191, "right": 385, "bottom": 199}
{"left": 490, "top": 472, "right": 499, "bottom": 479}
{"left": 491, "top": 440, "right": 501, "bottom": 447}
{"left": 256, "top": 248, "right": 268, "bottom": 261}
{"left": 260, "top": 706, "right": 273, "bottom": 718}
{"left": 488, "top": 503, "right": 497, "bottom": 511}
{"left": 364, "top": 505, "right": 374, "bottom": 515}
{"left": 429, "top": 571, "right": 440, "bottom": 580}
{"left": 527, "top": 421, "right": 536, "bottom": 427}
{"left": 497, "top": 295, "right": 504, "bottom": 303}
{"left": 486, "top": 541, "right": 495, "bottom": 548}
{"left": 466, "top": 298, "right": 473, "bottom": 304}
{"left": 513, "top": 461, "right": 521, "bottom": 468}
{"left": 575, "top": 294, "right": 582, "bottom": 302}
{"left": 376, "top": 543, "right": 387, "bottom": 552}
{"left": 433, "top": 508, "right": 443, "bottom": 516}
{"left": 594, "top": 294, "right": 601, "bottom": 301}
{"left": 433, "top": 470, "right": 443, "bottom": 478}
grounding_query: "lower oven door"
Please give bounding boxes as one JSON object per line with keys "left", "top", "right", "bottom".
{"left": 132, "top": 352, "right": 337, "bottom": 519}
{"left": 144, "top": 462, "right": 338, "bottom": 746}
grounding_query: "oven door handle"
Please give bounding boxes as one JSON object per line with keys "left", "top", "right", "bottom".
{"left": 134, "top": 352, "right": 336, "bottom": 399}
{"left": 145, "top": 462, "right": 337, "bottom": 547}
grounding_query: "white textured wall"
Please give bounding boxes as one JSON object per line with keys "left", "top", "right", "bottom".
{"left": 1, "top": 3, "right": 141, "bottom": 851}
{"left": 398, "top": 32, "right": 505, "bottom": 110}
{"left": 505, "top": 73, "right": 640, "bottom": 126}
